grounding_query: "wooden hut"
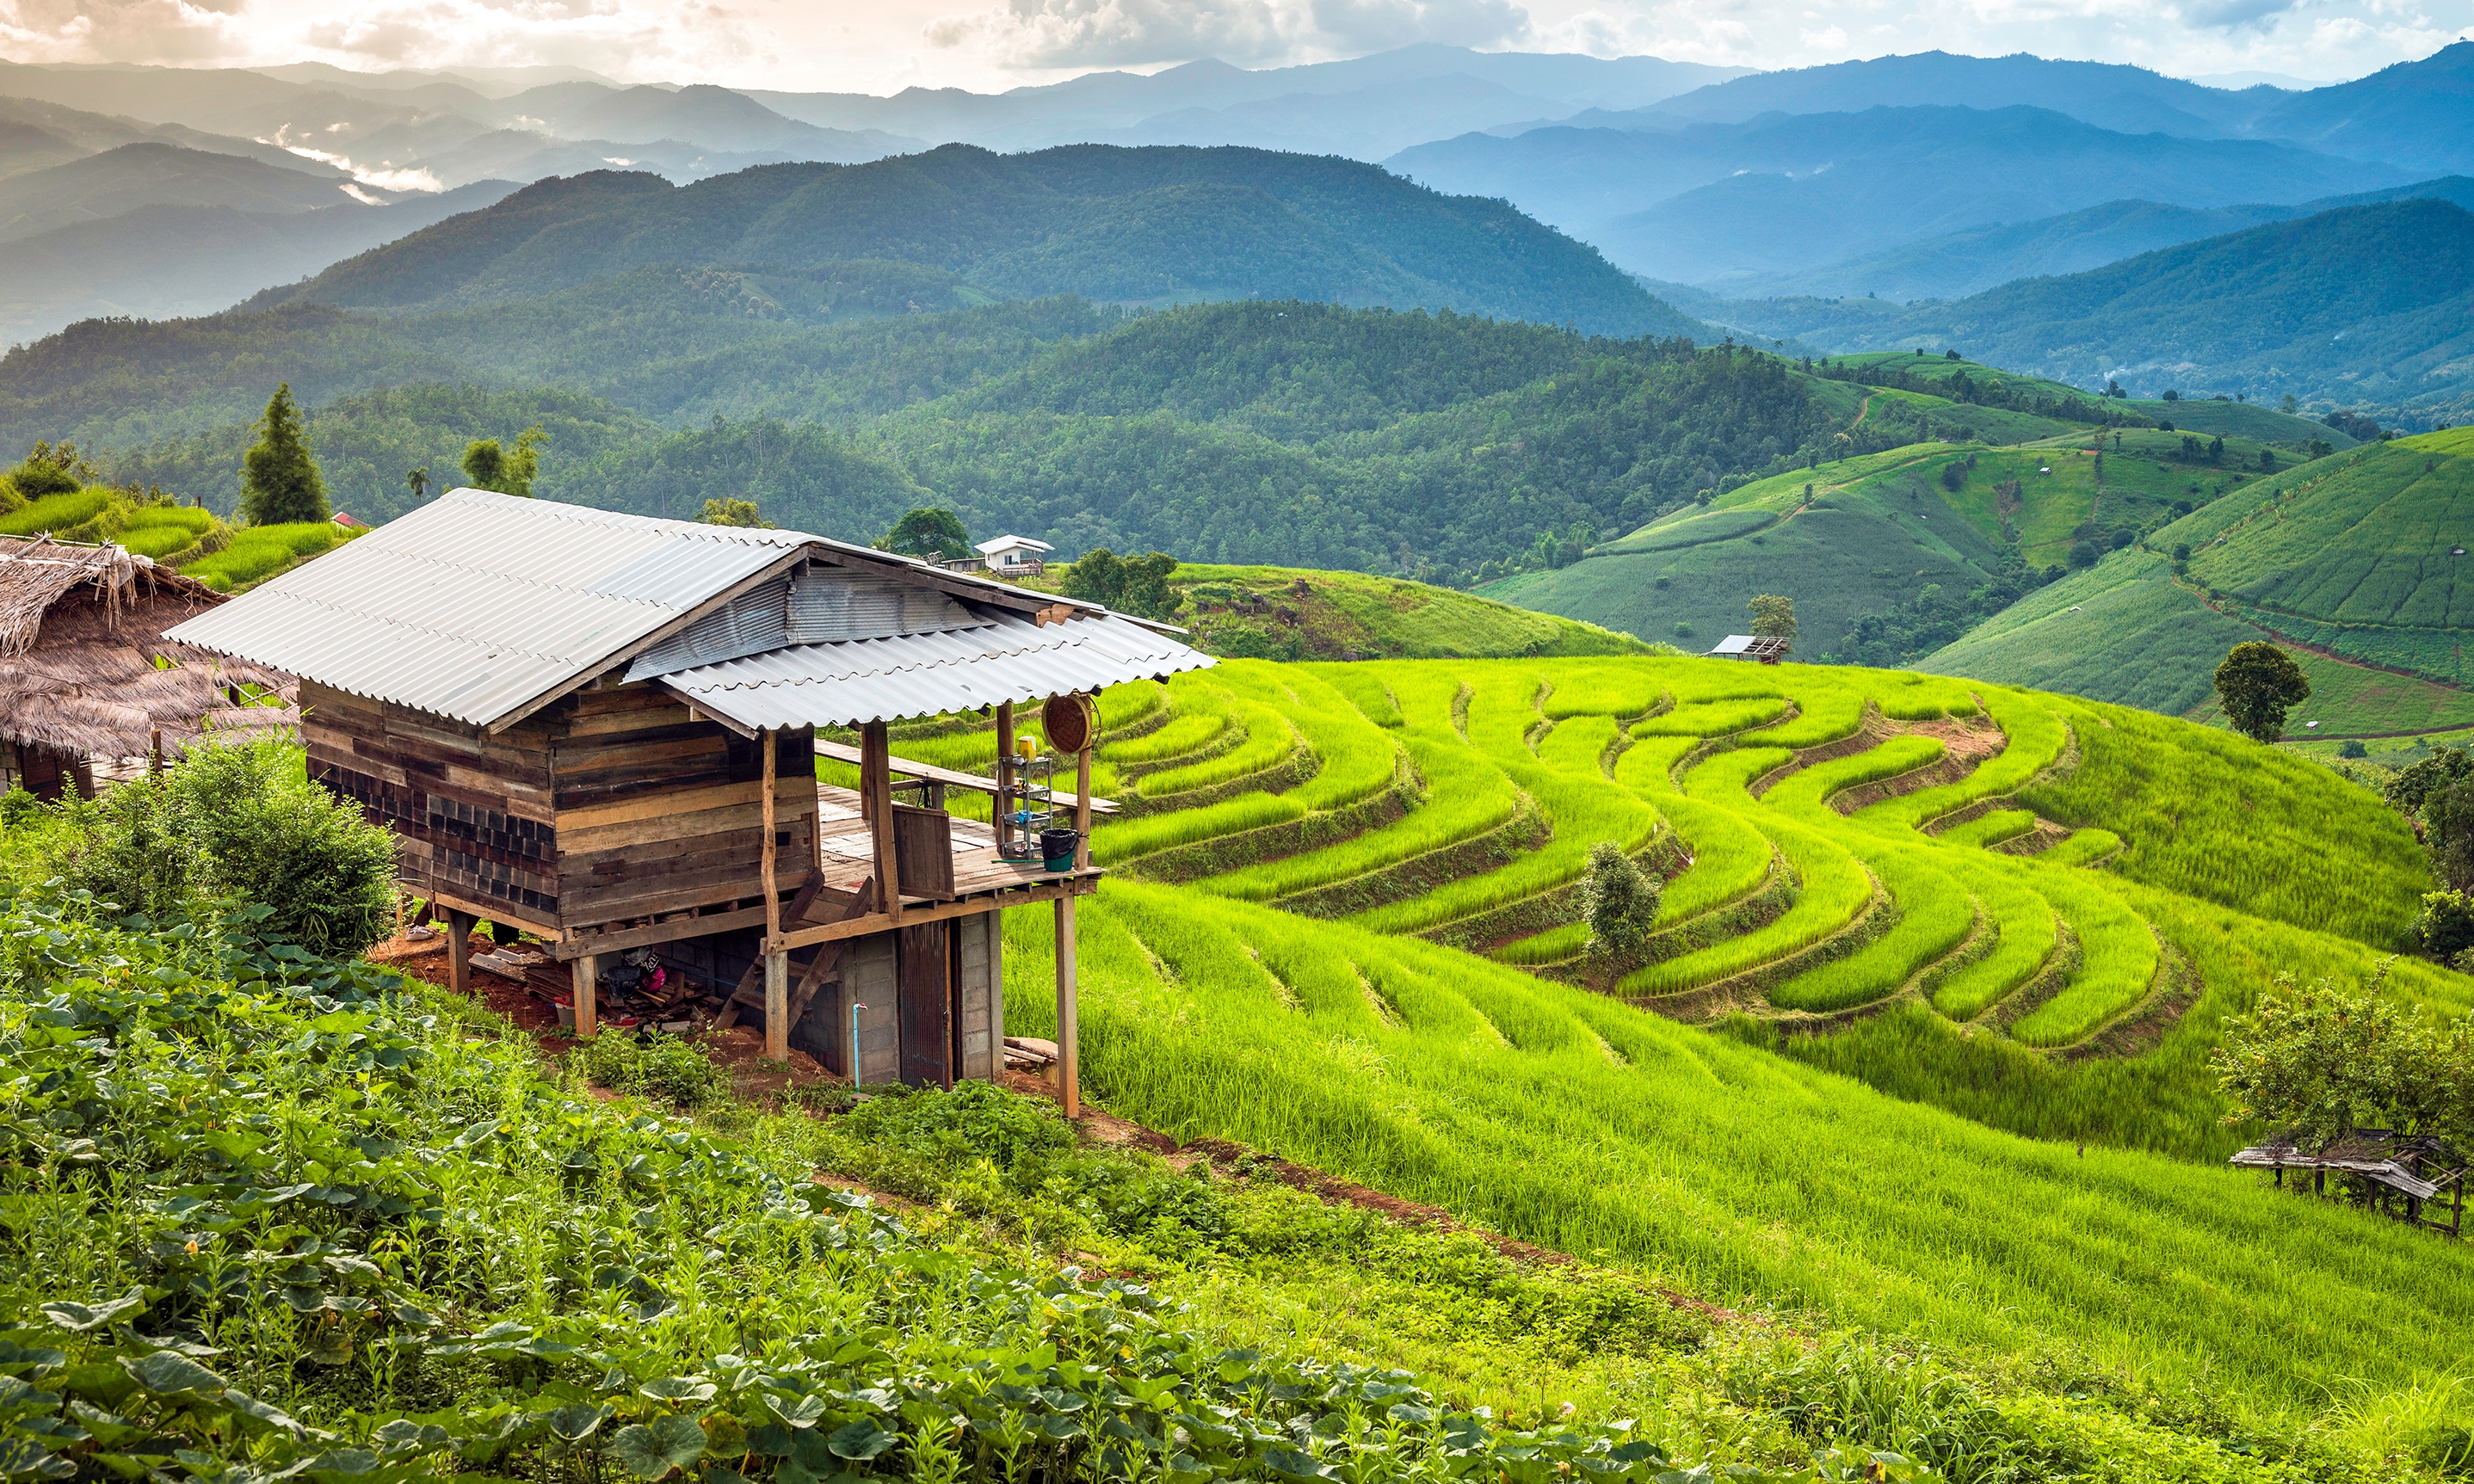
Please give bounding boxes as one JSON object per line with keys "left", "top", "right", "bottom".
{"left": 165, "top": 490, "right": 1213, "bottom": 1106}
{"left": 2230, "top": 1128, "right": 2470, "bottom": 1235}
{"left": 0, "top": 534, "right": 293, "bottom": 799}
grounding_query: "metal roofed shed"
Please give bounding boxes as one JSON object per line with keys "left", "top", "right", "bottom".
{"left": 1708, "top": 634, "right": 1792, "bottom": 664}
{"left": 163, "top": 490, "right": 1214, "bottom": 1110}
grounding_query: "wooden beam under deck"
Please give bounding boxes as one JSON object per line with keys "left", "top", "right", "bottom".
{"left": 771, "top": 873, "right": 1095, "bottom": 953}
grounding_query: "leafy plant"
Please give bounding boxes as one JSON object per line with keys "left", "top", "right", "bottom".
{"left": 59, "top": 736, "right": 397, "bottom": 953}
{"left": 237, "top": 382, "right": 330, "bottom": 525}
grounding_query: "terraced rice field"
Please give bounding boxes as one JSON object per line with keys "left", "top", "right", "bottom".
{"left": 1038, "top": 655, "right": 2349, "bottom": 1059}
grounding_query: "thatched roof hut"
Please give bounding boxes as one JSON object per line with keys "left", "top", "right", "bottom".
{"left": 0, "top": 535, "right": 295, "bottom": 800}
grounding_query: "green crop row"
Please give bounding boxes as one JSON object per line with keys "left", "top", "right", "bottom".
{"left": 1351, "top": 673, "right": 1663, "bottom": 935}
{"left": 1103, "top": 709, "right": 1226, "bottom": 765}
{"left": 1632, "top": 696, "right": 1791, "bottom": 736}
{"left": 182, "top": 521, "right": 353, "bottom": 591}
{"left": 2010, "top": 871, "right": 2160, "bottom": 1046}
{"left": 1929, "top": 860, "right": 2061, "bottom": 1019}
{"left": 1202, "top": 733, "right": 1519, "bottom": 902}
{"left": 1936, "top": 809, "right": 2039, "bottom": 850}
{"left": 1137, "top": 697, "right": 1294, "bottom": 798}
{"left": 1611, "top": 733, "right": 1699, "bottom": 796}
{"left": 1761, "top": 735, "right": 1947, "bottom": 815}
{"left": 1619, "top": 816, "right": 1874, "bottom": 997}
{"left": 1769, "top": 844, "right": 1976, "bottom": 1013}
{"left": 1647, "top": 794, "right": 1777, "bottom": 925}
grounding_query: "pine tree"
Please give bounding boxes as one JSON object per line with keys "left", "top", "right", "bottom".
{"left": 237, "top": 384, "right": 329, "bottom": 526}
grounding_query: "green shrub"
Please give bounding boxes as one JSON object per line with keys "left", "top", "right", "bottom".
{"left": 179, "top": 520, "right": 347, "bottom": 590}
{"left": 574, "top": 1028, "right": 730, "bottom": 1109}
{"left": 0, "top": 788, "right": 38, "bottom": 828}
{"left": 2419, "top": 890, "right": 2474, "bottom": 960}
{"left": 59, "top": 736, "right": 396, "bottom": 953}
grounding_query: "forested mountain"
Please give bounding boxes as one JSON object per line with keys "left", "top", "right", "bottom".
{"left": 77, "top": 300, "right": 1827, "bottom": 582}
{"left": 1385, "top": 105, "right": 2409, "bottom": 283}
{"left": 248, "top": 145, "right": 1690, "bottom": 334}
{"left": 1697, "top": 200, "right": 2474, "bottom": 417}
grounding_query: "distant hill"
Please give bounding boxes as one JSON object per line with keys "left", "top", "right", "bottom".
{"left": 1477, "top": 402, "right": 2261, "bottom": 656}
{"left": 1920, "top": 429, "right": 2474, "bottom": 734}
{"left": 2249, "top": 41, "right": 2474, "bottom": 175}
{"left": 1385, "top": 105, "right": 2410, "bottom": 283}
{"left": 484, "top": 83, "right": 917, "bottom": 157}
{"left": 1689, "top": 176, "right": 2474, "bottom": 303}
{"left": 1620, "top": 50, "right": 2277, "bottom": 137}
{"left": 250, "top": 145, "right": 1698, "bottom": 336}
{"left": 742, "top": 46, "right": 1749, "bottom": 160}
{"left": 1692, "top": 200, "right": 2474, "bottom": 417}
{"left": 0, "top": 142, "right": 360, "bottom": 243}
{"left": 0, "top": 182, "right": 519, "bottom": 349}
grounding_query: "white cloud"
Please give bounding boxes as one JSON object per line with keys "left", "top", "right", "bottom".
{"left": 922, "top": 0, "right": 1529, "bottom": 68}
{"left": 0, "top": 0, "right": 775, "bottom": 81}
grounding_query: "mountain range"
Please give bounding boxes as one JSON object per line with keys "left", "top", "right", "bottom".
{"left": 244, "top": 145, "right": 1687, "bottom": 336}
{"left": 1681, "top": 198, "right": 2474, "bottom": 418}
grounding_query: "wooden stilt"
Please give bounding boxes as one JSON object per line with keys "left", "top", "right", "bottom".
{"left": 763, "top": 951, "right": 789, "bottom": 1062}
{"left": 995, "top": 700, "right": 1015, "bottom": 857}
{"left": 865, "top": 721, "right": 900, "bottom": 925}
{"left": 761, "top": 727, "right": 780, "bottom": 945}
{"left": 572, "top": 954, "right": 598, "bottom": 1038}
{"left": 1055, "top": 893, "right": 1079, "bottom": 1118}
{"left": 447, "top": 909, "right": 474, "bottom": 995}
{"left": 1074, "top": 697, "right": 1094, "bottom": 870}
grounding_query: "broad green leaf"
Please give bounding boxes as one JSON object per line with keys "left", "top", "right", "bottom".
{"left": 38, "top": 1290, "right": 144, "bottom": 1332}
{"left": 823, "top": 1421, "right": 894, "bottom": 1462}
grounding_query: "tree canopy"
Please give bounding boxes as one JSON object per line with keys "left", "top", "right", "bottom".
{"left": 461, "top": 424, "right": 545, "bottom": 498}
{"left": 237, "top": 384, "right": 328, "bottom": 526}
{"left": 697, "top": 497, "right": 770, "bottom": 528}
{"left": 1062, "top": 548, "right": 1179, "bottom": 619}
{"left": 879, "top": 507, "right": 969, "bottom": 560}
{"left": 2212, "top": 641, "right": 2311, "bottom": 742}
{"left": 1749, "top": 594, "right": 1798, "bottom": 647}
{"left": 2214, "top": 970, "right": 2474, "bottom": 1150}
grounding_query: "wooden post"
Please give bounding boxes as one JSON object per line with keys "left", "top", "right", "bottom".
{"left": 149, "top": 728, "right": 163, "bottom": 776}
{"left": 994, "top": 700, "right": 1015, "bottom": 856}
{"left": 1074, "top": 694, "right": 1094, "bottom": 871}
{"left": 763, "top": 950, "right": 789, "bottom": 1062}
{"left": 571, "top": 953, "right": 598, "bottom": 1038}
{"left": 447, "top": 909, "right": 474, "bottom": 995}
{"left": 865, "top": 721, "right": 900, "bottom": 924}
{"left": 761, "top": 726, "right": 780, "bottom": 945}
{"left": 1055, "top": 894, "right": 1079, "bottom": 1118}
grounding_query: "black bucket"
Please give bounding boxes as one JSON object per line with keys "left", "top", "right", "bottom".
{"left": 1040, "top": 828, "right": 1081, "bottom": 872}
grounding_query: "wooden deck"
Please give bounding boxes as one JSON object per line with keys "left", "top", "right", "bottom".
{"left": 813, "top": 785, "right": 1100, "bottom": 906}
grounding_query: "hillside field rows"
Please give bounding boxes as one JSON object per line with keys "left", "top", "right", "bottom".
{"left": 907, "top": 650, "right": 2474, "bottom": 1443}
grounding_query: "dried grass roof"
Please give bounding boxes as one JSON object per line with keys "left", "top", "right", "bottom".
{"left": 0, "top": 535, "right": 297, "bottom": 762}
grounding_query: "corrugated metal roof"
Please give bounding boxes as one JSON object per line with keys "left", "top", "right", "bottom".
{"left": 163, "top": 489, "right": 806, "bottom": 727}
{"left": 658, "top": 610, "right": 1215, "bottom": 730}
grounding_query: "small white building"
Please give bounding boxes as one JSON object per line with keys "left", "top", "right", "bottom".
{"left": 952, "top": 534, "right": 1054, "bottom": 577}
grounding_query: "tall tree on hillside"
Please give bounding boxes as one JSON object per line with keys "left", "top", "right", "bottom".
{"left": 1064, "top": 548, "right": 1180, "bottom": 620}
{"left": 237, "top": 384, "right": 329, "bottom": 526}
{"left": 405, "top": 466, "right": 430, "bottom": 502}
{"left": 2213, "top": 641, "right": 2311, "bottom": 742}
{"left": 879, "top": 507, "right": 970, "bottom": 560}
{"left": 1749, "top": 594, "right": 1797, "bottom": 650}
{"left": 461, "top": 426, "right": 545, "bottom": 498}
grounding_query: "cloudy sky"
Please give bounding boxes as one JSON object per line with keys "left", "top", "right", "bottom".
{"left": 1, "top": 0, "right": 2466, "bottom": 95}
